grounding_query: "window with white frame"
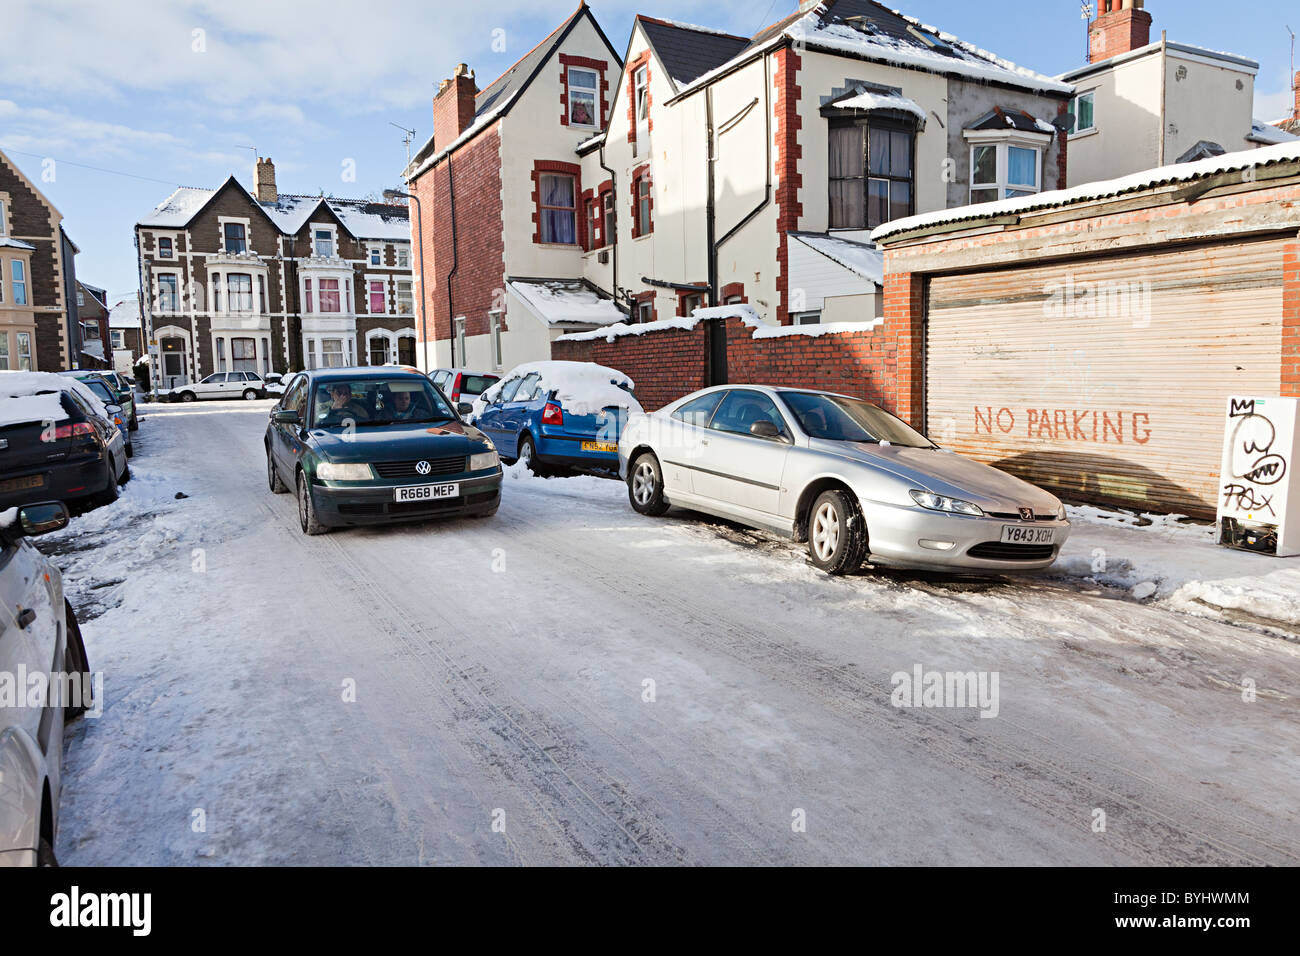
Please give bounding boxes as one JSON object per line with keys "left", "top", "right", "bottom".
{"left": 368, "top": 279, "right": 387, "bottom": 314}
{"left": 11, "top": 260, "right": 27, "bottom": 305}
{"left": 969, "top": 139, "right": 1044, "bottom": 204}
{"left": 794, "top": 311, "right": 822, "bottom": 326}
{"left": 368, "top": 245, "right": 382, "bottom": 266}
{"left": 0, "top": 331, "right": 8, "bottom": 369}
{"left": 111, "top": 329, "right": 124, "bottom": 349}
{"left": 634, "top": 66, "right": 649, "bottom": 152}
{"left": 231, "top": 336, "right": 257, "bottom": 372}
{"left": 223, "top": 222, "right": 247, "bottom": 254}
{"left": 538, "top": 174, "right": 577, "bottom": 244}
{"left": 568, "top": 67, "right": 598, "bottom": 127}
{"left": 0, "top": 199, "right": 6, "bottom": 235}
{"left": 227, "top": 273, "right": 254, "bottom": 312}
{"left": 215, "top": 337, "right": 226, "bottom": 371}
{"left": 321, "top": 338, "right": 346, "bottom": 367}
{"left": 156, "top": 273, "right": 179, "bottom": 312}
{"left": 368, "top": 332, "right": 390, "bottom": 366}
{"left": 318, "top": 278, "right": 341, "bottom": 313}
{"left": 77, "top": 291, "right": 85, "bottom": 307}
{"left": 158, "top": 237, "right": 174, "bottom": 258}
{"left": 635, "top": 299, "right": 653, "bottom": 323}
{"left": 395, "top": 279, "right": 413, "bottom": 315}
{"left": 303, "top": 277, "right": 313, "bottom": 313}
{"left": 313, "top": 228, "right": 335, "bottom": 258}
{"left": 396, "top": 245, "right": 410, "bottom": 269}
{"left": 16, "top": 331, "right": 30, "bottom": 370}
{"left": 1072, "top": 90, "right": 1095, "bottom": 134}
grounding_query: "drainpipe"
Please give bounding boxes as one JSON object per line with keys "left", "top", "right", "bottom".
{"left": 1158, "top": 29, "right": 1168, "bottom": 167}
{"left": 445, "top": 153, "right": 459, "bottom": 368}
{"left": 705, "top": 86, "right": 718, "bottom": 307}
{"left": 711, "top": 53, "right": 772, "bottom": 297}
{"left": 598, "top": 142, "right": 621, "bottom": 313}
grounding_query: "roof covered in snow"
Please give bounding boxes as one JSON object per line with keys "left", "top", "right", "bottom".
{"left": 827, "top": 88, "right": 927, "bottom": 123}
{"left": 1249, "top": 119, "right": 1299, "bottom": 146}
{"left": 637, "top": 16, "right": 751, "bottom": 89}
{"left": 676, "top": 0, "right": 1074, "bottom": 101}
{"left": 506, "top": 278, "right": 626, "bottom": 328}
{"left": 405, "top": 5, "right": 621, "bottom": 180}
{"left": 873, "top": 140, "right": 1300, "bottom": 243}
{"left": 108, "top": 293, "right": 140, "bottom": 329}
{"left": 966, "top": 106, "right": 1057, "bottom": 135}
{"left": 0, "top": 236, "right": 36, "bottom": 251}
{"left": 137, "top": 178, "right": 410, "bottom": 240}
{"left": 790, "top": 232, "right": 885, "bottom": 287}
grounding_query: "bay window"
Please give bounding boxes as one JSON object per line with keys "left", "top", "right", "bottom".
{"left": 11, "top": 260, "right": 28, "bottom": 305}
{"left": 0, "top": 332, "right": 8, "bottom": 369}
{"left": 227, "top": 273, "right": 253, "bottom": 312}
{"left": 16, "top": 331, "right": 31, "bottom": 370}
{"left": 215, "top": 337, "right": 226, "bottom": 371}
{"left": 828, "top": 119, "right": 914, "bottom": 229}
{"left": 318, "top": 278, "right": 341, "bottom": 313}
{"left": 568, "top": 67, "right": 598, "bottom": 127}
{"left": 231, "top": 336, "right": 257, "bottom": 372}
{"left": 539, "top": 173, "right": 577, "bottom": 244}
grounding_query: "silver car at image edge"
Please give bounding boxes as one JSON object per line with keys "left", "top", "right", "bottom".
{"left": 618, "top": 385, "right": 1071, "bottom": 575}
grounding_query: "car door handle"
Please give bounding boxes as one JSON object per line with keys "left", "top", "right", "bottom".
{"left": 17, "top": 608, "right": 36, "bottom": 629}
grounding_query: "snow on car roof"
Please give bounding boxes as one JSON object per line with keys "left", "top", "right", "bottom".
{"left": 0, "top": 369, "right": 110, "bottom": 426}
{"left": 481, "top": 360, "right": 642, "bottom": 416}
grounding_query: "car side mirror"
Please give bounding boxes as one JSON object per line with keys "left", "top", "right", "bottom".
{"left": 750, "top": 420, "right": 782, "bottom": 440}
{"left": 105, "top": 403, "right": 123, "bottom": 415}
{"left": 457, "top": 402, "right": 474, "bottom": 417}
{"left": 16, "top": 501, "right": 70, "bottom": 537}
{"left": 272, "top": 408, "right": 301, "bottom": 424}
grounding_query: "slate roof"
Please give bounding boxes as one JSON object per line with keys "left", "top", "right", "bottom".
{"left": 966, "top": 106, "right": 1056, "bottom": 135}
{"left": 636, "top": 17, "right": 750, "bottom": 89}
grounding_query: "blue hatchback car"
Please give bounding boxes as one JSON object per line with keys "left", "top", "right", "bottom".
{"left": 472, "top": 361, "right": 641, "bottom": 475}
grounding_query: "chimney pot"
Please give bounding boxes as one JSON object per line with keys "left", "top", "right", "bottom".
{"left": 254, "top": 156, "right": 277, "bottom": 203}
{"left": 433, "top": 64, "right": 479, "bottom": 149}
{"left": 1088, "top": 1, "right": 1152, "bottom": 63}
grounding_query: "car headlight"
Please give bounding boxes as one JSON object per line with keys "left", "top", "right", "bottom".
{"left": 317, "top": 462, "right": 375, "bottom": 481}
{"left": 909, "top": 489, "right": 985, "bottom": 517}
{"left": 470, "top": 450, "right": 499, "bottom": 471}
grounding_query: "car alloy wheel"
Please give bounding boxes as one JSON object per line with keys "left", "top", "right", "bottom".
{"left": 180, "top": 392, "right": 196, "bottom": 402}
{"left": 627, "top": 452, "right": 669, "bottom": 516}
{"left": 812, "top": 502, "right": 840, "bottom": 562}
{"left": 632, "top": 461, "right": 656, "bottom": 506}
{"left": 243, "top": 389, "right": 258, "bottom": 401}
{"left": 296, "top": 472, "right": 327, "bottom": 535}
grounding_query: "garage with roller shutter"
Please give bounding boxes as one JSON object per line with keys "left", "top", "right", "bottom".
{"left": 874, "top": 144, "right": 1300, "bottom": 518}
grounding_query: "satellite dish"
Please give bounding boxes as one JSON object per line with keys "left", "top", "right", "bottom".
{"left": 1052, "top": 113, "right": 1077, "bottom": 134}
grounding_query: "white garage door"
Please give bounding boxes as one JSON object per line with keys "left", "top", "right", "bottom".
{"left": 925, "top": 237, "right": 1287, "bottom": 517}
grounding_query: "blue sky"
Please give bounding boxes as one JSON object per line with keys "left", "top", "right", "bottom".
{"left": 1, "top": 0, "right": 1295, "bottom": 304}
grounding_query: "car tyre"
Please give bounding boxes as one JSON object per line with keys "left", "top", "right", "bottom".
{"left": 296, "top": 471, "right": 329, "bottom": 535}
{"left": 267, "top": 451, "right": 287, "bottom": 493}
{"left": 126, "top": 441, "right": 134, "bottom": 458}
{"left": 628, "top": 452, "right": 670, "bottom": 516}
{"left": 119, "top": 464, "right": 131, "bottom": 484}
{"left": 64, "top": 600, "right": 92, "bottom": 720}
{"left": 91, "top": 461, "right": 120, "bottom": 508}
{"left": 243, "top": 389, "right": 258, "bottom": 401}
{"left": 807, "top": 489, "right": 867, "bottom": 575}
{"left": 128, "top": 415, "right": 139, "bottom": 432}
{"left": 519, "top": 435, "right": 549, "bottom": 477}
{"left": 179, "top": 391, "right": 197, "bottom": 403}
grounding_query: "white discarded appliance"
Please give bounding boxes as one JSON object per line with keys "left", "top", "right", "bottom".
{"left": 1217, "top": 396, "right": 1300, "bottom": 556}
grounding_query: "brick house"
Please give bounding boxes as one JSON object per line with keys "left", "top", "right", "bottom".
{"left": 135, "top": 157, "right": 414, "bottom": 391}
{"left": 0, "top": 146, "right": 81, "bottom": 371}
{"left": 403, "top": 3, "right": 625, "bottom": 374}
{"left": 108, "top": 292, "right": 145, "bottom": 378}
{"left": 74, "top": 280, "right": 112, "bottom": 371}
{"left": 578, "top": 0, "right": 1073, "bottom": 334}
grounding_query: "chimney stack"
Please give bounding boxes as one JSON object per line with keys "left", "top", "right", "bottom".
{"left": 1088, "top": 0, "right": 1152, "bottom": 64}
{"left": 254, "top": 156, "right": 277, "bottom": 203}
{"left": 433, "top": 63, "right": 478, "bottom": 149}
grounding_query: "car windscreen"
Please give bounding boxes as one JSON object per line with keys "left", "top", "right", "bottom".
{"left": 310, "top": 377, "right": 456, "bottom": 428}
{"left": 84, "top": 381, "right": 115, "bottom": 404}
{"left": 780, "top": 392, "right": 934, "bottom": 448}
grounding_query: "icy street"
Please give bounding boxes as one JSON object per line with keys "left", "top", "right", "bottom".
{"left": 47, "top": 400, "right": 1300, "bottom": 866}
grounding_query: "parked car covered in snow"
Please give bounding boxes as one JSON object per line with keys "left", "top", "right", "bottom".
{"left": 0, "top": 371, "right": 130, "bottom": 512}
{"left": 472, "top": 361, "right": 642, "bottom": 475}
{"left": 64, "top": 370, "right": 138, "bottom": 431}
{"left": 265, "top": 368, "right": 502, "bottom": 534}
{"left": 58, "top": 371, "right": 133, "bottom": 457}
{"left": 430, "top": 367, "right": 500, "bottom": 407}
{"left": 0, "top": 500, "right": 93, "bottom": 866}
{"left": 619, "top": 386, "right": 1070, "bottom": 575}
{"left": 162, "top": 371, "right": 267, "bottom": 402}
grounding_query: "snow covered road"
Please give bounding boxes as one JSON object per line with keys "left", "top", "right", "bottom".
{"left": 50, "top": 400, "right": 1300, "bottom": 865}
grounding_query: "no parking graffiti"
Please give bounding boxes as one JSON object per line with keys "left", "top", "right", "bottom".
{"left": 974, "top": 407, "right": 1152, "bottom": 444}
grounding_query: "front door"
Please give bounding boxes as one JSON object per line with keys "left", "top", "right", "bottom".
{"left": 161, "top": 337, "right": 187, "bottom": 389}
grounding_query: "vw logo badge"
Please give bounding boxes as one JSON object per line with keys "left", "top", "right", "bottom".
{"left": 415, "top": 460, "right": 432, "bottom": 475}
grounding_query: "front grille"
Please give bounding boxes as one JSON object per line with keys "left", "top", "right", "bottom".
{"left": 337, "top": 490, "right": 497, "bottom": 518}
{"left": 967, "top": 542, "right": 1057, "bottom": 561}
{"left": 372, "top": 456, "right": 465, "bottom": 479}
{"left": 987, "top": 512, "right": 1057, "bottom": 521}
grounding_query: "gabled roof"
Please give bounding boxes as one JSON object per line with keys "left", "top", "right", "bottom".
{"left": 137, "top": 177, "right": 410, "bottom": 240}
{"left": 966, "top": 106, "right": 1057, "bottom": 135}
{"left": 635, "top": 16, "right": 750, "bottom": 90}
{"left": 790, "top": 232, "right": 884, "bottom": 287}
{"left": 1251, "top": 118, "right": 1299, "bottom": 145}
{"left": 108, "top": 293, "right": 141, "bottom": 329}
{"left": 673, "top": 0, "right": 1073, "bottom": 102}
{"left": 506, "top": 277, "right": 625, "bottom": 328}
{"left": 405, "top": 2, "right": 621, "bottom": 178}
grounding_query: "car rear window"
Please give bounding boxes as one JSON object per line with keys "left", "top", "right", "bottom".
{"left": 461, "top": 375, "right": 498, "bottom": 395}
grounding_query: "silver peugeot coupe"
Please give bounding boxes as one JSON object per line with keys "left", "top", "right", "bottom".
{"left": 618, "top": 385, "right": 1070, "bottom": 575}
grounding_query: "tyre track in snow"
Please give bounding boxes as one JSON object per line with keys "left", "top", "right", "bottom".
{"left": 499, "top": 483, "right": 1300, "bottom": 865}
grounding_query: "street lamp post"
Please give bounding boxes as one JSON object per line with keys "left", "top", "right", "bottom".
{"left": 383, "top": 188, "right": 429, "bottom": 371}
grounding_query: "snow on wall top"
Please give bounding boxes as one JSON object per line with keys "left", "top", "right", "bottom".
{"left": 872, "top": 140, "right": 1300, "bottom": 242}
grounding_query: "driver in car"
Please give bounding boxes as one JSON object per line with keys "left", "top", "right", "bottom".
{"left": 319, "top": 383, "right": 364, "bottom": 426}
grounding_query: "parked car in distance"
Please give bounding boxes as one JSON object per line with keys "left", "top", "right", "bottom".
{"left": 0, "top": 371, "right": 130, "bottom": 512}
{"left": 264, "top": 372, "right": 296, "bottom": 399}
{"left": 265, "top": 367, "right": 502, "bottom": 534}
{"left": 59, "top": 371, "right": 132, "bottom": 456}
{"left": 619, "top": 385, "right": 1070, "bottom": 575}
{"left": 162, "top": 371, "right": 267, "bottom": 402}
{"left": 473, "top": 361, "right": 642, "bottom": 476}
{"left": 0, "top": 500, "right": 93, "bottom": 866}
{"left": 430, "top": 367, "right": 500, "bottom": 406}
{"left": 80, "top": 370, "right": 138, "bottom": 431}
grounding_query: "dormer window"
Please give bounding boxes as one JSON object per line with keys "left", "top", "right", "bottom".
{"left": 313, "top": 228, "right": 334, "bottom": 258}
{"left": 223, "top": 222, "right": 246, "bottom": 254}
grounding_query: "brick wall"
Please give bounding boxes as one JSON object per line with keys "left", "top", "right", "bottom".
{"left": 413, "top": 124, "right": 506, "bottom": 357}
{"left": 773, "top": 46, "right": 802, "bottom": 326}
{"left": 552, "top": 313, "right": 911, "bottom": 414}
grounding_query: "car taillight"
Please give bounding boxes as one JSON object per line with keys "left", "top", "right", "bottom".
{"left": 53, "top": 423, "right": 95, "bottom": 440}
{"left": 451, "top": 374, "right": 461, "bottom": 401}
{"left": 542, "top": 402, "right": 563, "bottom": 426}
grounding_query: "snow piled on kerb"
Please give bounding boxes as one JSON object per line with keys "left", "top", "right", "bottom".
{"left": 1055, "top": 506, "right": 1300, "bottom": 633}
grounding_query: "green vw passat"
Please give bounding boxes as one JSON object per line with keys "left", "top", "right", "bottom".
{"left": 265, "top": 368, "right": 502, "bottom": 534}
